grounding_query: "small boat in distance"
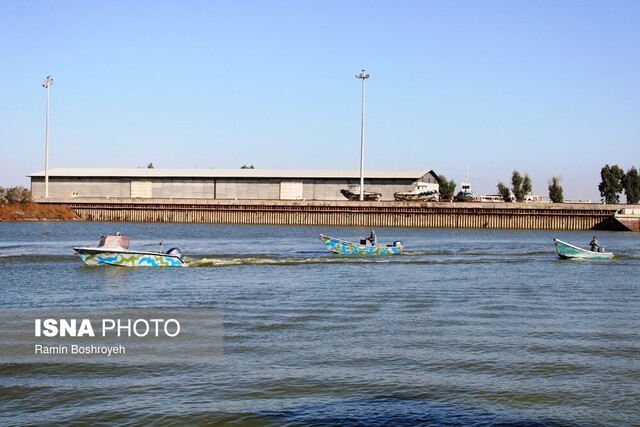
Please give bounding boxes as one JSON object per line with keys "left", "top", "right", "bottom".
{"left": 394, "top": 182, "right": 439, "bottom": 201}
{"left": 340, "top": 188, "right": 382, "bottom": 201}
{"left": 553, "top": 239, "right": 613, "bottom": 260}
{"left": 455, "top": 172, "right": 475, "bottom": 202}
{"left": 319, "top": 234, "right": 404, "bottom": 255}
{"left": 74, "top": 233, "right": 185, "bottom": 267}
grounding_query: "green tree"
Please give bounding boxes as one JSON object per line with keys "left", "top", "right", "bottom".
{"left": 497, "top": 170, "right": 532, "bottom": 202}
{"left": 622, "top": 167, "right": 640, "bottom": 204}
{"left": 522, "top": 174, "right": 532, "bottom": 198}
{"left": 5, "top": 186, "right": 23, "bottom": 203}
{"left": 598, "top": 164, "right": 624, "bottom": 204}
{"left": 497, "top": 182, "right": 512, "bottom": 202}
{"left": 511, "top": 171, "right": 523, "bottom": 201}
{"left": 2, "top": 186, "right": 31, "bottom": 204}
{"left": 548, "top": 177, "right": 564, "bottom": 203}
{"left": 19, "top": 187, "right": 32, "bottom": 203}
{"left": 511, "top": 170, "right": 532, "bottom": 202}
{"left": 437, "top": 175, "right": 456, "bottom": 201}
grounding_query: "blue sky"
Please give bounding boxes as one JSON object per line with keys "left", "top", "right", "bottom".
{"left": 1, "top": 0, "right": 638, "bottom": 201}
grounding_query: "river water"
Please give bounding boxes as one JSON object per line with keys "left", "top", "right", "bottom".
{"left": 1, "top": 221, "right": 638, "bottom": 426}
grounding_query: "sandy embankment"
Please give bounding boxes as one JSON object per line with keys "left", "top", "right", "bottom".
{"left": 0, "top": 203, "right": 78, "bottom": 221}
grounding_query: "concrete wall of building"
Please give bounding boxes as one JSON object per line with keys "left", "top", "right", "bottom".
{"left": 151, "top": 179, "right": 216, "bottom": 199}
{"left": 31, "top": 176, "right": 422, "bottom": 201}
{"left": 31, "top": 178, "right": 131, "bottom": 199}
{"left": 213, "top": 179, "right": 279, "bottom": 200}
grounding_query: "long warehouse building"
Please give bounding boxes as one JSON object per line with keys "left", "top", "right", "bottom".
{"left": 28, "top": 168, "right": 439, "bottom": 201}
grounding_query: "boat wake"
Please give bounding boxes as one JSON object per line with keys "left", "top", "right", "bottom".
{"left": 4, "top": 250, "right": 632, "bottom": 268}
{"left": 185, "top": 256, "right": 373, "bottom": 267}
{"left": 183, "top": 251, "right": 553, "bottom": 267}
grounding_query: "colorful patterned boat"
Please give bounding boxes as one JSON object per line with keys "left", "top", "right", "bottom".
{"left": 74, "top": 234, "right": 184, "bottom": 267}
{"left": 319, "top": 234, "right": 404, "bottom": 255}
{"left": 553, "top": 239, "right": 613, "bottom": 260}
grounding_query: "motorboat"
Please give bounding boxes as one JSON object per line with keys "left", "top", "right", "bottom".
{"left": 74, "top": 233, "right": 184, "bottom": 267}
{"left": 553, "top": 239, "right": 613, "bottom": 260}
{"left": 319, "top": 234, "right": 404, "bottom": 255}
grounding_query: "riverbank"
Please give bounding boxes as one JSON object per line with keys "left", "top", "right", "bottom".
{"left": 0, "top": 203, "right": 78, "bottom": 221}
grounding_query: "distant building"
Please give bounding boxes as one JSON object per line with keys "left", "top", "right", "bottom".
{"left": 28, "top": 168, "right": 439, "bottom": 201}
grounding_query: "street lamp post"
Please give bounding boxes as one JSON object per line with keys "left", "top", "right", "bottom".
{"left": 355, "top": 69, "right": 370, "bottom": 201}
{"left": 42, "top": 75, "right": 53, "bottom": 198}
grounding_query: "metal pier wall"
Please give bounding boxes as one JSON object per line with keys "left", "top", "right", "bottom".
{"left": 57, "top": 199, "right": 621, "bottom": 230}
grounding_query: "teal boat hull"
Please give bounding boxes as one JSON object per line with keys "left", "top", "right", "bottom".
{"left": 319, "top": 234, "right": 403, "bottom": 255}
{"left": 553, "top": 239, "right": 613, "bottom": 260}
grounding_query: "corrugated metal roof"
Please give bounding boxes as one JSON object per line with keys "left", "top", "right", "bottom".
{"left": 29, "top": 168, "right": 436, "bottom": 179}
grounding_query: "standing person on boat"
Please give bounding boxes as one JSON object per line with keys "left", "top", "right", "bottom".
{"left": 589, "top": 236, "right": 599, "bottom": 251}
{"left": 367, "top": 230, "right": 377, "bottom": 246}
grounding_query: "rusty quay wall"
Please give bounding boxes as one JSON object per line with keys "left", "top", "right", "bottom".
{"left": 41, "top": 198, "right": 624, "bottom": 230}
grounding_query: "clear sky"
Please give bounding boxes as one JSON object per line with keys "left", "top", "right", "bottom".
{"left": 1, "top": 0, "right": 638, "bottom": 201}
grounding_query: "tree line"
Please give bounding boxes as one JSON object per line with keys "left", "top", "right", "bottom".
{"left": 496, "top": 171, "right": 565, "bottom": 203}
{"left": 599, "top": 164, "right": 640, "bottom": 204}
{"left": 438, "top": 164, "right": 640, "bottom": 204}
{"left": 0, "top": 186, "right": 32, "bottom": 204}
{"left": 438, "top": 171, "right": 553, "bottom": 202}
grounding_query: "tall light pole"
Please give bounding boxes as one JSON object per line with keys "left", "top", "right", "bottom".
{"left": 42, "top": 75, "right": 53, "bottom": 198}
{"left": 355, "top": 69, "right": 370, "bottom": 201}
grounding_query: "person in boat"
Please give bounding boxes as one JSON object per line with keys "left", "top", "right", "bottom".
{"left": 589, "top": 236, "right": 599, "bottom": 251}
{"left": 367, "top": 230, "right": 377, "bottom": 246}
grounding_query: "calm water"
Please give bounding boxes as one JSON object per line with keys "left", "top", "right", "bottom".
{"left": 1, "top": 222, "right": 639, "bottom": 426}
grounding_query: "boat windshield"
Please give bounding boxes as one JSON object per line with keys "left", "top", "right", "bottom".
{"left": 98, "top": 235, "right": 131, "bottom": 249}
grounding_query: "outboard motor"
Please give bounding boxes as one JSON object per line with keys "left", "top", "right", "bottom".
{"left": 393, "top": 241, "right": 404, "bottom": 250}
{"left": 166, "top": 247, "right": 182, "bottom": 257}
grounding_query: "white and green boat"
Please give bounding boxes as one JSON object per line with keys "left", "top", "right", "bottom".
{"left": 74, "top": 234, "right": 184, "bottom": 267}
{"left": 553, "top": 239, "right": 613, "bottom": 260}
